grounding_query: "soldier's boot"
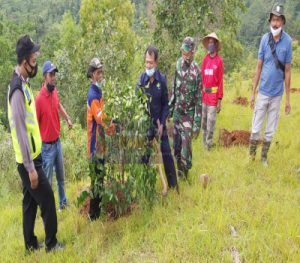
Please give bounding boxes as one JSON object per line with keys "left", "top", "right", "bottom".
{"left": 249, "top": 140, "right": 258, "bottom": 161}
{"left": 177, "top": 162, "right": 185, "bottom": 179}
{"left": 261, "top": 141, "right": 271, "bottom": 167}
{"left": 184, "top": 168, "right": 189, "bottom": 179}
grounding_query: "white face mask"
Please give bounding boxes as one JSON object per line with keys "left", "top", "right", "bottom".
{"left": 146, "top": 67, "right": 155, "bottom": 77}
{"left": 270, "top": 26, "right": 282, "bottom": 37}
{"left": 95, "top": 79, "right": 105, "bottom": 89}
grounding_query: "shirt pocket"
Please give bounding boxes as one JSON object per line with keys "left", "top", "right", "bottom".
{"left": 277, "top": 48, "right": 287, "bottom": 63}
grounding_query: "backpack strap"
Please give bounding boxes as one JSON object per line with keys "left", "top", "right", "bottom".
{"left": 268, "top": 32, "right": 285, "bottom": 76}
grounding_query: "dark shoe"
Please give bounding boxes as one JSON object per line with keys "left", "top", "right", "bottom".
{"left": 46, "top": 242, "right": 65, "bottom": 253}
{"left": 177, "top": 162, "right": 185, "bottom": 179}
{"left": 25, "top": 243, "right": 44, "bottom": 255}
{"left": 58, "top": 203, "right": 69, "bottom": 212}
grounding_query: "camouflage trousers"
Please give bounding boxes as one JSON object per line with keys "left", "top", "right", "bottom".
{"left": 173, "top": 114, "right": 193, "bottom": 171}
{"left": 201, "top": 104, "right": 217, "bottom": 148}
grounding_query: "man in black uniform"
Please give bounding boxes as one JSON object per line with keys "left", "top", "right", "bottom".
{"left": 137, "top": 46, "right": 178, "bottom": 191}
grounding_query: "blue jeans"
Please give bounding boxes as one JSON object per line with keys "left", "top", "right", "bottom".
{"left": 41, "top": 138, "right": 67, "bottom": 209}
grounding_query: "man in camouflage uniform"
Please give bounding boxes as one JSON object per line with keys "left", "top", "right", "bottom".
{"left": 169, "top": 37, "right": 202, "bottom": 178}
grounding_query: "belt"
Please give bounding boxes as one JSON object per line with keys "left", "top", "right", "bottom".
{"left": 204, "top": 86, "right": 218, "bottom": 94}
{"left": 43, "top": 138, "right": 59, "bottom": 145}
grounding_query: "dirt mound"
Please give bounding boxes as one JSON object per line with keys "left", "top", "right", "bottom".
{"left": 232, "top": 96, "right": 248, "bottom": 106}
{"left": 79, "top": 196, "right": 91, "bottom": 216}
{"left": 291, "top": 88, "right": 300, "bottom": 93}
{"left": 79, "top": 188, "right": 135, "bottom": 220}
{"left": 219, "top": 128, "right": 251, "bottom": 147}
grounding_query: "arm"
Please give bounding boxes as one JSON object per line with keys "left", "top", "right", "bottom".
{"left": 284, "top": 39, "right": 292, "bottom": 115}
{"left": 160, "top": 78, "right": 169, "bottom": 126}
{"left": 216, "top": 59, "right": 224, "bottom": 113}
{"left": 251, "top": 36, "right": 265, "bottom": 109}
{"left": 35, "top": 96, "right": 41, "bottom": 125}
{"left": 250, "top": 59, "right": 263, "bottom": 109}
{"left": 90, "top": 99, "right": 108, "bottom": 126}
{"left": 11, "top": 90, "right": 38, "bottom": 188}
{"left": 284, "top": 64, "right": 291, "bottom": 115}
{"left": 59, "top": 103, "right": 73, "bottom": 128}
{"left": 193, "top": 70, "right": 202, "bottom": 137}
{"left": 168, "top": 70, "right": 177, "bottom": 118}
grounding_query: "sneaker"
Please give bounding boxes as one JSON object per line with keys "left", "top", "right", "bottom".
{"left": 261, "top": 158, "right": 268, "bottom": 167}
{"left": 58, "top": 203, "right": 68, "bottom": 212}
{"left": 45, "top": 242, "right": 65, "bottom": 253}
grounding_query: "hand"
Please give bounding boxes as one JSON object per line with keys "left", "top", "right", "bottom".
{"left": 285, "top": 102, "right": 291, "bottom": 115}
{"left": 193, "top": 130, "right": 200, "bottom": 140}
{"left": 217, "top": 100, "right": 221, "bottom": 113}
{"left": 250, "top": 94, "right": 255, "bottom": 109}
{"left": 67, "top": 118, "right": 73, "bottom": 129}
{"left": 29, "top": 169, "right": 39, "bottom": 189}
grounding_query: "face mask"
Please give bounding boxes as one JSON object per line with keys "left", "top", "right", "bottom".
{"left": 146, "top": 68, "right": 155, "bottom": 77}
{"left": 270, "top": 26, "right": 282, "bottom": 37}
{"left": 95, "top": 79, "right": 105, "bottom": 89}
{"left": 47, "top": 83, "right": 55, "bottom": 92}
{"left": 208, "top": 43, "right": 216, "bottom": 54}
{"left": 25, "top": 61, "right": 38, "bottom": 78}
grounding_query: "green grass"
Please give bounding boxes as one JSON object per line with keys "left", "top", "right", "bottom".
{"left": 1, "top": 69, "right": 300, "bottom": 262}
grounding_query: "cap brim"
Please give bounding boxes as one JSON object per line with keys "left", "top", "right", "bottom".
{"left": 181, "top": 44, "right": 192, "bottom": 53}
{"left": 47, "top": 67, "right": 58, "bottom": 73}
{"left": 269, "top": 13, "right": 286, "bottom": 23}
{"left": 31, "top": 44, "right": 40, "bottom": 53}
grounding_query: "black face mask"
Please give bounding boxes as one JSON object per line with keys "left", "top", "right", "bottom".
{"left": 25, "top": 61, "right": 38, "bottom": 78}
{"left": 47, "top": 83, "right": 55, "bottom": 92}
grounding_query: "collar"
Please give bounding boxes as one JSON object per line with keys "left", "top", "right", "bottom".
{"left": 180, "top": 57, "right": 193, "bottom": 68}
{"left": 272, "top": 30, "right": 285, "bottom": 43}
{"left": 91, "top": 83, "right": 101, "bottom": 92}
{"left": 15, "top": 66, "right": 29, "bottom": 84}
{"left": 40, "top": 84, "right": 53, "bottom": 97}
{"left": 144, "top": 70, "right": 160, "bottom": 84}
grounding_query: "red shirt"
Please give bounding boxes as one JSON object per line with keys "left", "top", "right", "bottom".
{"left": 35, "top": 84, "right": 61, "bottom": 142}
{"left": 201, "top": 53, "right": 224, "bottom": 106}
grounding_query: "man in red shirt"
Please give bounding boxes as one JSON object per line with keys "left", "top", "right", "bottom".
{"left": 35, "top": 61, "right": 73, "bottom": 211}
{"left": 201, "top": 32, "right": 224, "bottom": 150}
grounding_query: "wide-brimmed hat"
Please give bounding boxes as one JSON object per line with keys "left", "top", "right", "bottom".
{"left": 202, "top": 32, "right": 221, "bottom": 51}
{"left": 269, "top": 3, "right": 286, "bottom": 24}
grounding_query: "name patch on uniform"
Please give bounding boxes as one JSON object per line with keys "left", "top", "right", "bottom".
{"left": 204, "top": 69, "right": 213, "bottom": 76}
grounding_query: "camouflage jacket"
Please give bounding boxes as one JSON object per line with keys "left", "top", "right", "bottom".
{"left": 169, "top": 57, "right": 202, "bottom": 133}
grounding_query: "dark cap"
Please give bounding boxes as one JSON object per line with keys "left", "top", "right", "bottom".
{"left": 16, "top": 35, "right": 40, "bottom": 61}
{"left": 269, "top": 4, "right": 286, "bottom": 24}
{"left": 42, "top": 61, "right": 58, "bottom": 75}
{"left": 181, "top": 37, "right": 195, "bottom": 52}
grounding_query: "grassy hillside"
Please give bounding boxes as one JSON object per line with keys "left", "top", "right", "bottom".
{"left": 0, "top": 70, "right": 300, "bottom": 262}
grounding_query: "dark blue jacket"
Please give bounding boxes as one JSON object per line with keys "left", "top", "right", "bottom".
{"left": 137, "top": 70, "right": 169, "bottom": 126}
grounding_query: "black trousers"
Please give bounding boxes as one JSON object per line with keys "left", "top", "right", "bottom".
{"left": 143, "top": 126, "right": 178, "bottom": 188}
{"left": 17, "top": 154, "right": 57, "bottom": 250}
{"left": 89, "top": 158, "right": 105, "bottom": 220}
